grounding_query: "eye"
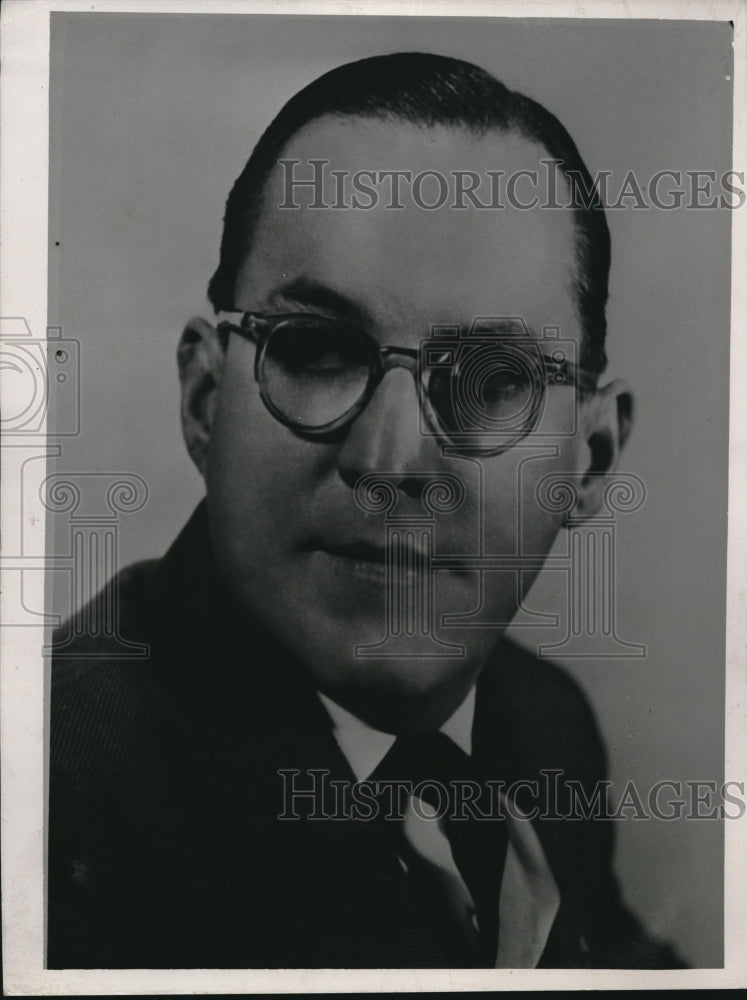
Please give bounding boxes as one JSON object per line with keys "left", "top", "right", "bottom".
{"left": 267, "top": 321, "right": 369, "bottom": 378}
{"left": 479, "top": 368, "right": 527, "bottom": 402}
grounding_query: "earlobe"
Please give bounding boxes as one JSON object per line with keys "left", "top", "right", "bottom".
{"left": 177, "top": 316, "right": 226, "bottom": 478}
{"left": 573, "top": 379, "right": 634, "bottom": 521}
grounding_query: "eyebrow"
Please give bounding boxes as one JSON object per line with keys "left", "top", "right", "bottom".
{"left": 260, "top": 276, "right": 373, "bottom": 327}
{"left": 259, "top": 278, "right": 541, "bottom": 341}
{"left": 468, "top": 317, "right": 539, "bottom": 336}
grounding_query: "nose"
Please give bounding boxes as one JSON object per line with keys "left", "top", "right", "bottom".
{"left": 336, "top": 366, "right": 434, "bottom": 493}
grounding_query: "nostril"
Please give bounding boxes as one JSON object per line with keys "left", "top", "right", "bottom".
{"left": 398, "top": 475, "right": 428, "bottom": 500}
{"left": 338, "top": 467, "right": 429, "bottom": 498}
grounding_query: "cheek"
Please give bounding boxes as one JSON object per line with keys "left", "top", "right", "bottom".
{"left": 211, "top": 361, "right": 277, "bottom": 473}
{"left": 479, "top": 443, "right": 577, "bottom": 558}
{"left": 205, "top": 369, "right": 311, "bottom": 565}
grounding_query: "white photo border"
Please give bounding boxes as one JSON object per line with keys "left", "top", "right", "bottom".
{"left": 1, "top": 0, "right": 745, "bottom": 993}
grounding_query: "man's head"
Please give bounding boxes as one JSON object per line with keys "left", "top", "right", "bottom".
{"left": 207, "top": 52, "right": 610, "bottom": 375}
{"left": 178, "top": 53, "right": 632, "bottom": 732}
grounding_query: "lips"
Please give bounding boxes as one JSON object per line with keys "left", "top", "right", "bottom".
{"left": 307, "top": 535, "right": 434, "bottom": 592}
{"left": 316, "top": 537, "right": 431, "bottom": 565}
{"left": 322, "top": 539, "right": 387, "bottom": 564}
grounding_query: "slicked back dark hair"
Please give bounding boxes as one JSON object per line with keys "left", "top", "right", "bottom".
{"left": 208, "top": 52, "right": 610, "bottom": 373}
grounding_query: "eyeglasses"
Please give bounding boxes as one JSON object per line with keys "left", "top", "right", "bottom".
{"left": 215, "top": 311, "right": 598, "bottom": 456}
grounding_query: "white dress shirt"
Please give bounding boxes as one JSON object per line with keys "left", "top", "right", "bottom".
{"left": 317, "top": 687, "right": 560, "bottom": 968}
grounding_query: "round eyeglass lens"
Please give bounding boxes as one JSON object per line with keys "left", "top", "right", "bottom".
{"left": 260, "top": 319, "right": 373, "bottom": 428}
{"left": 426, "top": 343, "right": 545, "bottom": 446}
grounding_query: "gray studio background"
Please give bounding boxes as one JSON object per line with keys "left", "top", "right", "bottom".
{"left": 47, "top": 13, "right": 731, "bottom": 967}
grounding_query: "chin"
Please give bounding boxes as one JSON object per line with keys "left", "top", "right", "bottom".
{"left": 300, "top": 632, "right": 482, "bottom": 734}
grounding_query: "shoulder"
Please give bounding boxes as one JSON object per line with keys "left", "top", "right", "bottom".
{"left": 52, "top": 561, "right": 156, "bottom": 745}
{"left": 52, "top": 558, "right": 156, "bottom": 678}
{"left": 478, "top": 636, "right": 607, "bottom": 784}
{"left": 494, "top": 636, "right": 601, "bottom": 727}
{"left": 50, "top": 559, "right": 190, "bottom": 796}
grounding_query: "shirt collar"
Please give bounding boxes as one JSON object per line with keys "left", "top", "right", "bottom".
{"left": 318, "top": 687, "right": 476, "bottom": 781}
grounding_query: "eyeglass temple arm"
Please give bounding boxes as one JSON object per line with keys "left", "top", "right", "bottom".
{"left": 557, "top": 359, "right": 599, "bottom": 394}
{"left": 215, "top": 311, "right": 268, "bottom": 343}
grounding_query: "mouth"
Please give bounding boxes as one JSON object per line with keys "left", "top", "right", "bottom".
{"left": 312, "top": 538, "right": 430, "bottom": 584}
{"left": 320, "top": 536, "right": 432, "bottom": 563}
{"left": 323, "top": 540, "right": 387, "bottom": 564}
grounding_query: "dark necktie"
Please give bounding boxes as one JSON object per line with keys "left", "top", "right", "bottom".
{"left": 371, "top": 732, "right": 508, "bottom": 966}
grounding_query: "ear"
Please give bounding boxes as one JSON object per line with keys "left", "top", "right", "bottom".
{"left": 177, "top": 316, "right": 227, "bottom": 478}
{"left": 572, "top": 379, "right": 634, "bottom": 521}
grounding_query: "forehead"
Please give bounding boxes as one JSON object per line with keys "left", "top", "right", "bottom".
{"left": 237, "top": 116, "right": 579, "bottom": 338}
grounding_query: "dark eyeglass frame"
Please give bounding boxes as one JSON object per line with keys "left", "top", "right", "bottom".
{"left": 215, "top": 310, "right": 599, "bottom": 456}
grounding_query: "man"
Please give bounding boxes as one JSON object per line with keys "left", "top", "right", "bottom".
{"left": 48, "top": 52, "right": 681, "bottom": 968}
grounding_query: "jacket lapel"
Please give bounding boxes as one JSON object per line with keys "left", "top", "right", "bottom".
{"left": 472, "top": 644, "right": 591, "bottom": 968}
{"left": 145, "top": 502, "right": 452, "bottom": 966}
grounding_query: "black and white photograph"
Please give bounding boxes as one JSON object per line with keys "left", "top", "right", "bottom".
{"left": 1, "top": 0, "right": 746, "bottom": 992}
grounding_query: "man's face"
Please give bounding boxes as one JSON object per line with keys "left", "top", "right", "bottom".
{"left": 202, "top": 117, "right": 589, "bottom": 731}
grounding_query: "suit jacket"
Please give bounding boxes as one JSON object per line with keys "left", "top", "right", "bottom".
{"left": 48, "top": 502, "right": 683, "bottom": 969}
